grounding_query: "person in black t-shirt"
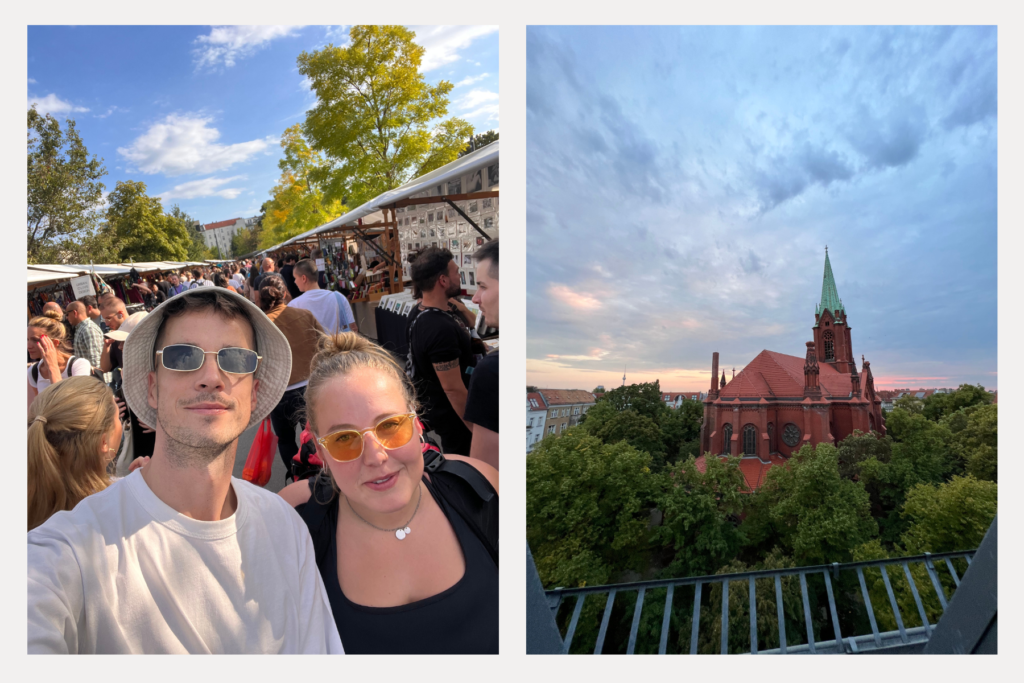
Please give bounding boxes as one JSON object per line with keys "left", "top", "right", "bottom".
{"left": 406, "top": 247, "right": 476, "bottom": 455}
{"left": 278, "top": 252, "right": 302, "bottom": 301}
{"left": 464, "top": 239, "right": 499, "bottom": 470}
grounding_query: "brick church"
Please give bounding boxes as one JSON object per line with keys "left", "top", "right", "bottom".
{"left": 697, "top": 250, "right": 886, "bottom": 490}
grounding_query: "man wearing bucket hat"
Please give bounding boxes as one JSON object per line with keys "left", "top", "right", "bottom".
{"left": 28, "top": 288, "right": 343, "bottom": 654}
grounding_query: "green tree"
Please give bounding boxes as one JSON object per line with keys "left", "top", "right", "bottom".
{"left": 298, "top": 25, "right": 473, "bottom": 208}
{"left": 527, "top": 428, "right": 658, "bottom": 590}
{"left": 261, "top": 124, "right": 346, "bottom": 248}
{"left": 27, "top": 107, "right": 107, "bottom": 263}
{"left": 942, "top": 403, "right": 997, "bottom": 482}
{"left": 594, "top": 410, "right": 666, "bottom": 467}
{"left": 836, "top": 430, "right": 892, "bottom": 481}
{"left": 458, "top": 129, "right": 499, "bottom": 157}
{"left": 901, "top": 475, "right": 997, "bottom": 554}
{"left": 105, "top": 180, "right": 190, "bottom": 262}
{"left": 749, "top": 443, "right": 877, "bottom": 566}
{"left": 167, "top": 205, "right": 210, "bottom": 261}
{"left": 655, "top": 455, "right": 746, "bottom": 578}
{"left": 922, "top": 384, "right": 993, "bottom": 422}
{"left": 659, "top": 398, "right": 703, "bottom": 463}
{"left": 599, "top": 381, "right": 667, "bottom": 422}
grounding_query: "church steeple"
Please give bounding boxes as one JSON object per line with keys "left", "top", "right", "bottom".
{"left": 816, "top": 246, "right": 845, "bottom": 321}
{"left": 812, "top": 247, "right": 855, "bottom": 374}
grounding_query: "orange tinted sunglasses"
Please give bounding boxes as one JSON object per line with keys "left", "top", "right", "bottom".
{"left": 316, "top": 413, "right": 418, "bottom": 462}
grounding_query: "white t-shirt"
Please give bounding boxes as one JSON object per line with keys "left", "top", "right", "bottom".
{"left": 288, "top": 289, "right": 355, "bottom": 334}
{"left": 230, "top": 274, "right": 246, "bottom": 290}
{"left": 28, "top": 470, "right": 344, "bottom": 654}
{"left": 27, "top": 357, "right": 92, "bottom": 393}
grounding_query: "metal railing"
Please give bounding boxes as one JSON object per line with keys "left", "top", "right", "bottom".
{"left": 544, "top": 549, "right": 975, "bottom": 654}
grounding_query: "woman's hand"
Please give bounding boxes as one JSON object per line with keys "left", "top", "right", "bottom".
{"left": 114, "top": 397, "right": 128, "bottom": 421}
{"left": 138, "top": 420, "right": 156, "bottom": 434}
{"left": 38, "top": 335, "right": 63, "bottom": 383}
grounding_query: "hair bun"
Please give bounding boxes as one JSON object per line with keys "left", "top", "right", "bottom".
{"left": 43, "top": 310, "right": 62, "bottom": 320}
{"left": 320, "top": 331, "right": 373, "bottom": 355}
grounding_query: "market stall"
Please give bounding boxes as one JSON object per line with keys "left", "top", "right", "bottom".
{"left": 263, "top": 140, "right": 499, "bottom": 349}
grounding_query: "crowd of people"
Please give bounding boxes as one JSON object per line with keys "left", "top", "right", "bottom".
{"left": 26, "top": 241, "right": 500, "bottom": 654}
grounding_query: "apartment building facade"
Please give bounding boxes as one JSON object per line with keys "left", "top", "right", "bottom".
{"left": 526, "top": 392, "right": 548, "bottom": 453}
{"left": 537, "top": 389, "right": 597, "bottom": 438}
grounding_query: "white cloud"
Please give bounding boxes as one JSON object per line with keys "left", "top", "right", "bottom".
{"left": 408, "top": 25, "right": 497, "bottom": 72}
{"left": 96, "top": 105, "right": 123, "bottom": 119}
{"left": 455, "top": 89, "right": 499, "bottom": 121}
{"left": 455, "top": 73, "right": 489, "bottom": 87}
{"left": 193, "top": 25, "right": 305, "bottom": 69}
{"left": 159, "top": 176, "right": 247, "bottom": 201}
{"left": 28, "top": 93, "right": 89, "bottom": 116}
{"left": 118, "top": 114, "right": 275, "bottom": 177}
{"left": 28, "top": 78, "right": 37, "bottom": 84}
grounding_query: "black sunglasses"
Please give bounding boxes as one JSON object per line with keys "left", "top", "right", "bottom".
{"left": 156, "top": 344, "right": 261, "bottom": 375}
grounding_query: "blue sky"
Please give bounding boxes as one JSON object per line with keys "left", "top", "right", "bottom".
{"left": 527, "top": 26, "right": 997, "bottom": 391}
{"left": 28, "top": 25, "right": 498, "bottom": 224}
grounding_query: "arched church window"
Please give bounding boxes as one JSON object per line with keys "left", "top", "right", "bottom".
{"left": 722, "top": 423, "right": 732, "bottom": 455}
{"left": 782, "top": 423, "right": 801, "bottom": 448}
{"left": 869, "top": 413, "right": 876, "bottom": 433}
{"left": 823, "top": 330, "right": 835, "bottom": 361}
{"left": 767, "top": 422, "right": 775, "bottom": 453}
{"left": 743, "top": 424, "right": 757, "bottom": 456}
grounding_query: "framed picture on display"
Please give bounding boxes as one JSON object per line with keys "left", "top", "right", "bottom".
{"left": 468, "top": 270, "right": 476, "bottom": 286}
{"left": 451, "top": 238, "right": 460, "bottom": 250}
{"left": 482, "top": 198, "right": 493, "bottom": 210}
{"left": 483, "top": 217, "right": 494, "bottom": 228}
{"left": 419, "top": 216, "right": 425, "bottom": 225}
{"left": 460, "top": 270, "right": 467, "bottom": 285}
{"left": 420, "top": 229, "right": 426, "bottom": 238}
{"left": 468, "top": 169, "right": 483, "bottom": 193}
{"left": 463, "top": 253, "right": 473, "bottom": 266}
{"left": 448, "top": 178, "right": 462, "bottom": 194}
{"left": 429, "top": 228, "right": 436, "bottom": 237}
{"left": 436, "top": 184, "right": 444, "bottom": 196}
{"left": 432, "top": 241, "right": 438, "bottom": 247}
{"left": 469, "top": 201, "right": 478, "bottom": 213}
{"left": 476, "top": 236, "right": 485, "bottom": 246}
{"left": 458, "top": 223, "right": 467, "bottom": 234}
{"left": 448, "top": 226, "right": 456, "bottom": 236}
{"left": 488, "top": 162, "right": 498, "bottom": 187}
{"left": 428, "top": 212, "right": 434, "bottom": 223}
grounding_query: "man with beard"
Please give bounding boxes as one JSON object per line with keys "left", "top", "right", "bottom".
{"left": 28, "top": 289, "right": 343, "bottom": 654}
{"left": 406, "top": 247, "right": 477, "bottom": 455}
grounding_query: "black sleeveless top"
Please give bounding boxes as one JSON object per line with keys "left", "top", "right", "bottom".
{"left": 297, "top": 476, "right": 498, "bottom": 654}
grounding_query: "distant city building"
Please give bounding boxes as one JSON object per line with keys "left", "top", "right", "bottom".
{"left": 662, "top": 391, "right": 706, "bottom": 408}
{"left": 697, "top": 250, "right": 886, "bottom": 492}
{"left": 195, "top": 216, "right": 257, "bottom": 258}
{"left": 534, "top": 389, "right": 597, "bottom": 439}
{"left": 526, "top": 392, "right": 548, "bottom": 452}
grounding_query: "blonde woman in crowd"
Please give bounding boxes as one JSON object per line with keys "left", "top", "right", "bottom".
{"left": 27, "top": 311, "right": 94, "bottom": 412}
{"left": 279, "top": 333, "right": 499, "bottom": 654}
{"left": 28, "top": 376, "right": 122, "bottom": 531}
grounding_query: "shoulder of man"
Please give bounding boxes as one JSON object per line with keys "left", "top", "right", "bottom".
{"left": 232, "top": 477, "right": 309, "bottom": 530}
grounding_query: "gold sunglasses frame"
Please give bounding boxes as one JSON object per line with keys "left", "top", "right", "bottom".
{"left": 155, "top": 344, "right": 262, "bottom": 375}
{"left": 316, "top": 412, "right": 418, "bottom": 462}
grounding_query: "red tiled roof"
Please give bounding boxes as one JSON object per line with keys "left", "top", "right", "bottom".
{"left": 719, "top": 350, "right": 853, "bottom": 399}
{"left": 537, "top": 389, "right": 597, "bottom": 406}
{"left": 526, "top": 392, "right": 547, "bottom": 409}
{"left": 694, "top": 453, "right": 789, "bottom": 493}
{"left": 204, "top": 218, "right": 240, "bottom": 230}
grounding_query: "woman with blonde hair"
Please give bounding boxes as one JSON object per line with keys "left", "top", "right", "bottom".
{"left": 27, "top": 310, "right": 94, "bottom": 412}
{"left": 279, "top": 332, "right": 498, "bottom": 653}
{"left": 28, "top": 376, "right": 122, "bottom": 531}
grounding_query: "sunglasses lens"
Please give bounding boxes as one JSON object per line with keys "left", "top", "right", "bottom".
{"left": 375, "top": 414, "right": 414, "bottom": 449}
{"left": 324, "top": 431, "right": 363, "bottom": 462}
{"left": 218, "top": 348, "right": 259, "bottom": 374}
{"left": 161, "top": 344, "right": 205, "bottom": 371}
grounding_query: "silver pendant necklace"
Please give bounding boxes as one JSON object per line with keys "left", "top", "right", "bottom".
{"left": 344, "top": 482, "right": 422, "bottom": 540}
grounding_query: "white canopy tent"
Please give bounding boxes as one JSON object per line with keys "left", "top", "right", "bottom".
{"left": 263, "top": 139, "right": 499, "bottom": 254}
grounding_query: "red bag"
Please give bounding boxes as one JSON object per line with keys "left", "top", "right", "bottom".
{"left": 243, "top": 418, "right": 278, "bottom": 487}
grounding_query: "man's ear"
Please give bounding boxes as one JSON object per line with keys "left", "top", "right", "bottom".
{"left": 147, "top": 371, "right": 158, "bottom": 410}
{"left": 251, "top": 378, "right": 259, "bottom": 407}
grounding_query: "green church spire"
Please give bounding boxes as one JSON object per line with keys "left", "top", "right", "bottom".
{"left": 818, "top": 247, "right": 845, "bottom": 319}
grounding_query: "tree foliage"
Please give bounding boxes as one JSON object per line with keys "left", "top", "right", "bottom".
{"left": 527, "top": 428, "right": 657, "bottom": 589}
{"left": 458, "top": 129, "right": 499, "bottom": 157}
{"left": 261, "top": 124, "right": 346, "bottom": 248}
{"left": 922, "top": 384, "right": 993, "bottom": 422}
{"left": 298, "top": 25, "right": 473, "bottom": 208}
{"left": 105, "top": 180, "right": 190, "bottom": 262}
{"left": 942, "top": 403, "right": 997, "bottom": 482}
{"left": 27, "top": 108, "right": 107, "bottom": 264}
{"left": 656, "top": 456, "right": 746, "bottom": 578}
{"left": 598, "top": 380, "right": 666, "bottom": 422}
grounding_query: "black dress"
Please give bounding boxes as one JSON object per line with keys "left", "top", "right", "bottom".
{"left": 296, "top": 475, "right": 499, "bottom": 654}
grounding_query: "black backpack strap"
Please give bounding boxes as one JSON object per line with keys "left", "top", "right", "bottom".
{"left": 32, "top": 361, "right": 40, "bottom": 384}
{"left": 424, "top": 453, "right": 498, "bottom": 565}
{"left": 296, "top": 472, "right": 338, "bottom": 573}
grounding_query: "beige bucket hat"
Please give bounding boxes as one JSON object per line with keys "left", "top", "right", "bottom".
{"left": 121, "top": 288, "right": 292, "bottom": 431}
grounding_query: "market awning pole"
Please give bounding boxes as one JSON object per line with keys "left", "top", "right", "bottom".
{"left": 443, "top": 199, "right": 492, "bottom": 241}
{"left": 349, "top": 225, "right": 398, "bottom": 268}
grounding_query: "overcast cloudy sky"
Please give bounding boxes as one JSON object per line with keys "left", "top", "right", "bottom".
{"left": 28, "top": 25, "right": 498, "bottom": 224}
{"left": 527, "top": 25, "right": 996, "bottom": 392}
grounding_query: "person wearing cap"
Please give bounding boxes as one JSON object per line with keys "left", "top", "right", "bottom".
{"left": 28, "top": 288, "right": 344, "bottom": 654}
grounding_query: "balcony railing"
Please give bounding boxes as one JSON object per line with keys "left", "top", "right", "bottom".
{"left": 544, "top": 550, "right": 975, "bottom": 654}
